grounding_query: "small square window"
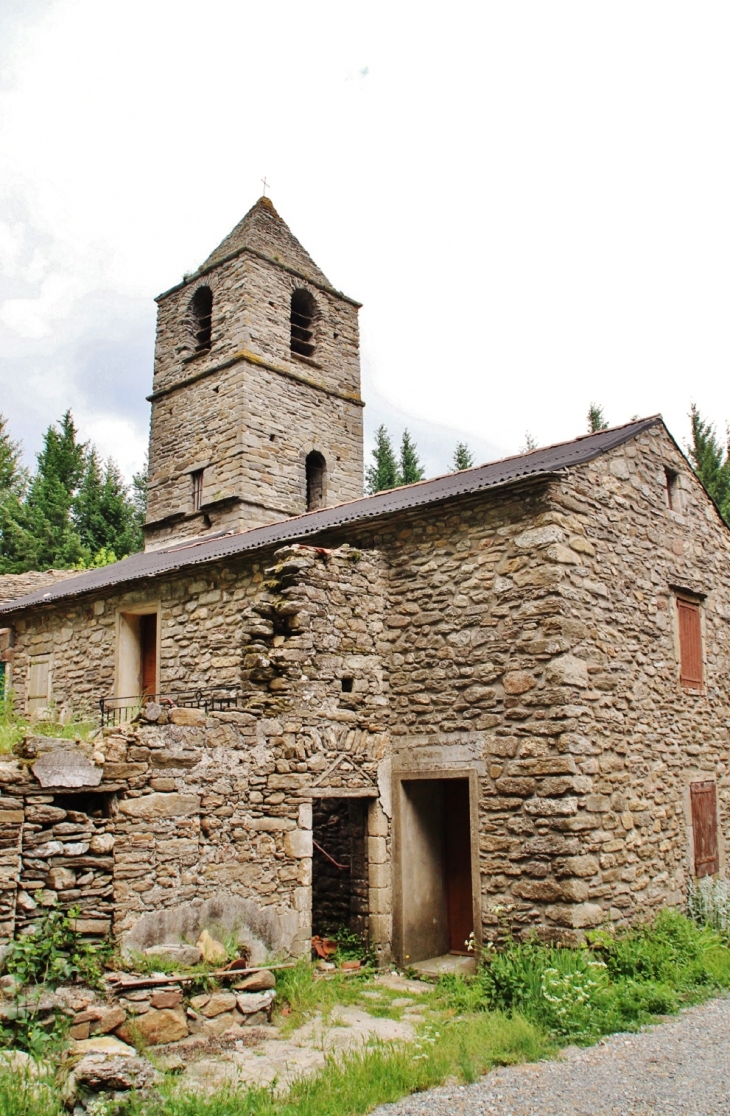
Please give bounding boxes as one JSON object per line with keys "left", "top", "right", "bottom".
{"left": 191, "top": 469, "right": 204, "bottom": 512}
{"left": 341, "top": 677, "right": 354, "bottom": 693}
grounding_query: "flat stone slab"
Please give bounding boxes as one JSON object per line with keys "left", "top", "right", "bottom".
{"left": 410, "top": 953, "right": 476, "bottom": 978}
{"left": 175, "top": 1003, "right": 416, "bottom": 1095}
{"left": 374, "top": 974, "right": 436, "bottom": 994}
{"left": 31, "top": 748, "right": 102, "bottom": 788}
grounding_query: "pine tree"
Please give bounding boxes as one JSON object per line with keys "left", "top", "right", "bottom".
{"left": 0, "top": 411, "right": 146, "bottom": 572}
{"left": 20, "top": 411, "right": 87, "bottom": 570}
{"left": 521, "top": 432, "right": 537, "bottom": 453}
{"left": 399, "top": 429, "right": 424, "bottom": 486}
{"left": 366, "top": 425, "right": 399, "bottom": 493}
{"left": 74, "top": 451, "right": 142, "bottom": 562}
{"left": 452, "top": 442, "right": 475, "bottom": 471}
{"left": 687, "top": 404, "right": 730, "bottom": 523}
{"left": 0, "top": 415, "right": 30, "bottom": 574}
{"left": 587, "top": 404, "right": 609, "bottom": 433}
{"left": 131, "top": 459, "right": 148, "bottom": 537}
{"left": 0, "top": 415, "right": 24, "bottom": 494}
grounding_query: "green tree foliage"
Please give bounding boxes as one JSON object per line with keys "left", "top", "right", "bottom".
{"left": 0, "top": 412, "right": 144, "bottom": 573}
{"left": 132, "top": 457, "right": 148, "bottom": 538}
{"left": 399, "top": 429, "right": 425, "bottom": 485}
{"left": 74, "top": 450, "right": 143, "bottom": 560}
{"left": 587, "top": 403, "right": 609, "bottom": 433}
{"left": 520, "top": 432, "right": 537, "bottom": 453}
{"left": 0, "top": 416, "right": 29, "bottom": 570}
{"left": 366, "top": 425, "right": 399, "bottom": 493}
{"left": 687, "top": 404, "right": 730, "bottom": 523}
{"left": 0, "top": 415, "right": 24, "bottom": 494}
{"left": 452, "top": 442, "right": 475, "bottom": 471}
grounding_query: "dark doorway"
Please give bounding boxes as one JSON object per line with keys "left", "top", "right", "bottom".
{"left": 399, "top": 777, "right": 474, "bottom": 963}
{"left": 140, "top": 613, "right": 157, "bottom": 696}
{"left": 443, "top": 779, "right": 473, "bottom": 952}
{"left": 312, "top": 798, "right": 368, "bottom": 939}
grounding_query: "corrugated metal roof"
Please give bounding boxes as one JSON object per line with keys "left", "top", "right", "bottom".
{"left": 0, "top": 416, "right": 662, "bottom": 615}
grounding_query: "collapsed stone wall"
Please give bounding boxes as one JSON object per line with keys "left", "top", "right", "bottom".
{"left": 0, "top": 545, "right": 393, "bottom": 960}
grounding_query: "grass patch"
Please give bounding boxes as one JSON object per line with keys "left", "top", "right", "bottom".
{"left": 2, "top": 910, "right": 729, "bottom": 1115}
{"left": 274, "top": 961, "right": 411, "bottom": 1033}
{"left": 0, "top": 692, "right": 97, "bottom": 754}
{"left": 438, "top": 908, "right": 730, "bottom": 1043}
{"left": 118, "top": 1011, "right": 546, "bottom": 1116}
{"left": 0, "top": 1063, "right": 63, "bottom": 1116}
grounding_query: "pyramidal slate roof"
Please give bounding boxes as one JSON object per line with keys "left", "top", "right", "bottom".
{"left": 197, "top": 196, "right": 332, "bottom": 287}
{"left": 0, "top": 416, "right": 662, "bottom": 615}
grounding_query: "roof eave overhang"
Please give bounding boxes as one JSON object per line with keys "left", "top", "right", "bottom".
{"left": 0, "top": 470, "right": 562, "bottom": 618}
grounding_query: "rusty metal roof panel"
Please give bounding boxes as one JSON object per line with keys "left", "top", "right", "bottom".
{"left": 0, "top": 416, "right": 662, "bottom": 615}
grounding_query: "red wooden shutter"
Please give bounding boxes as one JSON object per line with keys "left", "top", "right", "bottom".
{"left": 677, "top": 599, "right": 703, "bottom": 689}
{"left": 690, "top": 780, "right": 719, "bottom": 877}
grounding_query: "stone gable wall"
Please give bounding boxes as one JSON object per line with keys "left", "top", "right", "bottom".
{"left": 361, "top": 425, "right": 730, "bottom": 943}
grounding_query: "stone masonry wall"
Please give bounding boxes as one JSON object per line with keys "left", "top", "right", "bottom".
{"left": 0, "top": 546, "right": 393, "bottom": 959}
{"left": 3, "top": 427, "right": 729, "bottom": 957}
{"left": 359, "top": 425, "right": 730, "bottom": 944}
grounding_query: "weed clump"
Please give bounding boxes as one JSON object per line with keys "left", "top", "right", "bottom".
{"left": 0, "top": 692, "right": 96, "bottom": 755}
{"left": 438, "top": 908, "right": 730, "bottom": 1043}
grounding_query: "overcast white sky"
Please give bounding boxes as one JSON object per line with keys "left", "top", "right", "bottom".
{"left": 1, "top": 1, "right": 729, "bottom": 482}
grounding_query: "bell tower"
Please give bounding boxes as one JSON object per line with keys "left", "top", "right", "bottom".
{"left": 143, "top": 197, "right": 364, "bottom": 550}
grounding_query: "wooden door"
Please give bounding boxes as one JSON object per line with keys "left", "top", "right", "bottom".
{"left": 442, "top": 779, "right": 473, "bottom": 953}
{"left": 139, "top": 614, "right": 157, "bottom": 696}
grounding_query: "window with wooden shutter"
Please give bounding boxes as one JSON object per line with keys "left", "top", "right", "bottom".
{"left": 28, "top": 656, "right": 51, "bottom": 713}
{"left": 690, "top": 780, "right": 720, "bottom": 877}
{"left": 677, "top": 598, "right": 703, "bottom": 690}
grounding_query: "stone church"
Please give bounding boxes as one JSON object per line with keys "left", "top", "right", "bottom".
{"left": 0, "top": 198, "right": 727, "bottom": 969}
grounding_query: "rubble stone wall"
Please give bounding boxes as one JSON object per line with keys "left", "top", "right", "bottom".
{"left": 1, "top": 427, "right": 729, "bottom": 956}
{"left": 0, "top": 546, "right": 392, "bottom": 959}
{"left": 361, "top": 424, "right": 730, "bottom": 943}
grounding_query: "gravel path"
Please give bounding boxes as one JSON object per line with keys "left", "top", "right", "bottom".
{"left": 373, "top": 996, "right": 730, "bottom": 1116}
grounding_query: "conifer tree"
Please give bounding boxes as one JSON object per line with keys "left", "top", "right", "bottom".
{"left": 131, "top": 459, "right": 148, "bottom": 541}
{"left": 0, "top": 415, "right": 30, "bottom": 573}
{"left": 74, "top": 451, "right": 142, "bottom": 562}
{"left": 587, "top": 403, "right": 609, "bottom": 433}
{"left": 0, "top": 415, "right": 24, "bottom": 494}
{"left": 366, "top": 425, "right": 399, "bottom": 493}
{"left": 0, "top": 411, "right": 146, "bottom": 572}
{"left": 19, "top": 411, "right": 87, "bottom": 570}
{"left": 399, "top": 429, "right": 424, "bottom": 486}
{"left": 687, "top": 404, "right": 730, "bottom": 523}
{"left": 452, "top": 442, "right": 475, "bottom": 471}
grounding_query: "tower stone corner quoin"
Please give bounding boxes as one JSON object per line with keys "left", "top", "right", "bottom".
{"left": 143, "top": 195, "right": 365, "bottom": 551}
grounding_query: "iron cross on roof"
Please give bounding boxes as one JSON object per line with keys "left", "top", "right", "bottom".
{"left": 261, "top": 177, "right": 270, "bottom": 197}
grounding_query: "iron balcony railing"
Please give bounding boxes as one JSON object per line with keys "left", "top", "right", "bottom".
{"left": 99, "top": 687, "right": 244, "bottom": 728}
